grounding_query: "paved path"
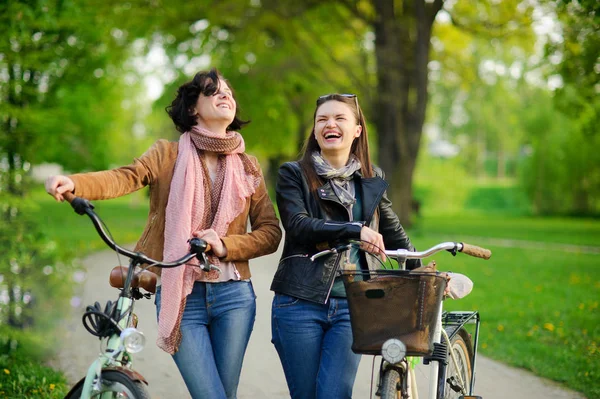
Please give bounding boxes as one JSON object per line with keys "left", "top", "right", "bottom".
{"left": 51, "top": 244, "right": 586, "bottom": 399}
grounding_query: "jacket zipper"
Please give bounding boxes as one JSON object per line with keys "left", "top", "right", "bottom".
{"left": 279, "top": 254, "right": 309, "bottom": 263}
{"left": 323, "top": 221, "right": 363, "bottom": 227}
{"left": 324, "top": 252, "right": 343, "bottom": 304}
{"left": 141, "top": 213, "right": 157, "bottom": 247}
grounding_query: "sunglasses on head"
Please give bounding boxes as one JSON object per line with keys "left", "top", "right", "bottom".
{"left": 317, "top": 93, "right": 356, "bottom": 102}
{"left": 317, "top": 93, "right": 360, "bottom": 113}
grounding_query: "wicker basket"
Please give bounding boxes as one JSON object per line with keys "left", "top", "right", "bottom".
{"left": 342, "top": 270, "right": 446, "bottom": 356}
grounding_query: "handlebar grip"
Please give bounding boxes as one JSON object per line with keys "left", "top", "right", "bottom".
{"left": 460, "top": 243, "right": 492, "bottom": 260}
{"left": 62, "top": 191, "right": 76, "bottom": 203}
{"left": 62, "top": 192, "right": 94, "bottom": 215}
{"left": 189, "top": 238, "right": 208, "bottom": 255}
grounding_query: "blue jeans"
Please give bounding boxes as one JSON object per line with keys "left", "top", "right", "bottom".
{"left": 155, "top": 281, "right": 256, "bottom": 399}
{"left": 271, "top": 294, "right": 361, "bottom": 399}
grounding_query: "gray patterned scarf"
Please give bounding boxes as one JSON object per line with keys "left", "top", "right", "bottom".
{"left": 312, "top": 151, "right": 362, "bottom": 207}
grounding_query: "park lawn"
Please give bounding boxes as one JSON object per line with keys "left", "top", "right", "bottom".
{"left": 410, "top": 215, "right": 600, "bottom": 399}
{"left": 414, "top": 212, "right": 600, "bottom": 247}
{"left": 32, "top": 188, "right": 150, "bottom": 254}
{"left": 1, "top": 326, "right": 69, "bottom": 399}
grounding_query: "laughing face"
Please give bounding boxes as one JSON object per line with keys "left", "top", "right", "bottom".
{"left": 192, "top": 78, "right": 236, "bottom": 129}
{"left": 314, "top": 100, "right": 362, "bottom": 158}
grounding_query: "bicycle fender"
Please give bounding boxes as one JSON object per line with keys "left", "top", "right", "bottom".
{"left": 103, "top": 366, "right": 149, "bottom": 385}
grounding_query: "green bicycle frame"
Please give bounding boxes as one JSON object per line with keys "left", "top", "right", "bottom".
{"left": 79, "top": 261, "right": 138, "bottom": 399}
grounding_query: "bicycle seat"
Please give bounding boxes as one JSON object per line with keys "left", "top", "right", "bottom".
{"left": 109, "top": 266, "right": 158, "bottom": 294}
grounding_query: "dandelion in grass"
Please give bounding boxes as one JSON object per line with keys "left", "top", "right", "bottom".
{"left": 527, "top": 325, "right": 540, "bottom": 336}
{"left": 50, "top": 384, "right": 55, "bottom": 390}
{"left": 497, "top": 324, "right": 504, "bottom": 332}
{"left": 3, "top": 369, "right": 8, "bottom": 374}
{"left": 543, "top": 323, "right": 555, "bottom": 332}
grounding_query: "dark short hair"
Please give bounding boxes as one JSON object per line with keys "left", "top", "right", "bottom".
{"left": 165, "top": 68, "right": 249, "bottom": 133}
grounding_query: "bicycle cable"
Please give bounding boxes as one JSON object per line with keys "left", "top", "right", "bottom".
{"left": 96, "top": 214, "right": 128, "bottom": 283}
{"left": 352, "top": 239, "right": 394, "bottom": 269}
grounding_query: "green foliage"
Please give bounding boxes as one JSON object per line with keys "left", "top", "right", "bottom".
{"left": 518, "top": 0, "right": 600, "bottom": 216}
{"left": 518, "top": 87, "right": 600, "bottom": 216}
{"left": 1, "top": 189, "right": 150, "bottom": 398}
{"left": 0, "top": 0, "right": 151, "bottom": 172}
{"left": 463, "top": 185, "right": 530, "bottom": 214}
{"left": 428, "top": 0, "right": 536, "bottom": 178}
{"left": 0, "top": 186, "right": 71, "bottom": 331}
{"left": 0, "top": 327, "right": 68, "bottom": 398}
{"left": 0, "top": 181, "right": 72, "bottom": 397}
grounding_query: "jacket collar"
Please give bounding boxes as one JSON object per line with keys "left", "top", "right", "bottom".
{"left": 316, "top": 171, "right": 388, "bottom": 222}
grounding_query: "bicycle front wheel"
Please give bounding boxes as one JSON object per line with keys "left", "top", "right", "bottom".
{"left": 439, "top": 330, "right": 473, "bottom": 399}
{"left": 64, "top": 370, "right": 150, "bottom": 399}
{"left": 380, "top": 368, "right": 403, "bottom": 399}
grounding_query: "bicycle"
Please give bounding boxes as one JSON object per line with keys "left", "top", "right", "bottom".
{"left": 60, "top": 192, "right": 220, "bottom": 399}
{"left": 311, "top": 241, "right": 492, "bottom": 399}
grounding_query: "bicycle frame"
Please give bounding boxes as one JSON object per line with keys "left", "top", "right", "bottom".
{"left": 441, "top": 311, "right": 481, "bottom": 395}
{"left": 62, "top": 192, "right": 216, "bottom": 398}
{"left": 318, "top": 240, "right": 490, "bottom": 399}
{"left": 79, "top": 258, "right": 141, "bottom": 399}
{"left": 403, "top": 308, "right": 480, "bottom": 399}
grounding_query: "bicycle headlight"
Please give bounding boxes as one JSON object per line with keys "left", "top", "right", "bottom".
{"left": 120, "top": 327, "right": 146, "bottom": 353}
{"left": 382, "top": 339, "right": 406, "bottom": 364}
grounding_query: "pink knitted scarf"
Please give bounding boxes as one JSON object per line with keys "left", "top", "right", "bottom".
{"left": 157, "top": 126, "right": 260, "bottom": 354}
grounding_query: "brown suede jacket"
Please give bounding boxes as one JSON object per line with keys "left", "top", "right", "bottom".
{"left": 70, "top": 139, "right": 282, "bottom": 278}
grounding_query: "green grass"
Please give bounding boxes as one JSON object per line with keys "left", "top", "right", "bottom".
{"left": 413, "top": 213, "right": 600, "bottom": 248}
{"left": 0, "top": 327, "right": 69, "bottom": 399}
{"left": 408, "top": 215, "right": 600, "bottom": 399}
{"left": 31, "top": 187, "right": 150, "bottom": 253}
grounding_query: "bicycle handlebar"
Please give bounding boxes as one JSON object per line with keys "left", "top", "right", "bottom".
{"left": 62, "top": 192, "right": 218, "bottom": 272}
{"left": 310, "top": 240, "right": 491, "bottom": 262}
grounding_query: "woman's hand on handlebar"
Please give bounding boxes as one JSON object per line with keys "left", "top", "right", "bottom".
{"left": 360, "top": 226, "right": 387, "bottom": 262}
{"left": 45, "top": 175, "right": 75, "bottom": 202}
{"left": 193, "top": 229, "right": 227, "bottom": 258}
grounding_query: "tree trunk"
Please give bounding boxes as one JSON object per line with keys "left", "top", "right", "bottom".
{"left": 497, "top": 149, "right": 506, "bottom": 179}
{"left": 372, "top": 0, "right": 441, "bottom": 227}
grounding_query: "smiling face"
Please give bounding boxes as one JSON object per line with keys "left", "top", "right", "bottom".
{"left": 314, "top": 100, "right": 362, "bottom": 160}
{"left": 192, "top": 78, "right": 236, "bottom": 131}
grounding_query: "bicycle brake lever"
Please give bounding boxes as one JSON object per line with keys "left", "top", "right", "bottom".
{"left": 208, "top": 264, "right": 222, "bottom": 273}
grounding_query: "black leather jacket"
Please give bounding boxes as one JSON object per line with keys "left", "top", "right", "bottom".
{"left": 270, "top": 161, "right": 421, "bottom": 304}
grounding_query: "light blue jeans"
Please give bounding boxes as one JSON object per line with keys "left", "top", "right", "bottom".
{"left": 271, "top": 294, "right": 361, "bottom": 399}
{"left": 155, "top": 280, "right": 256, "bottom": 399}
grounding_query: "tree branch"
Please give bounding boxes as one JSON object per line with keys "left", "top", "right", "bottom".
{"left": 338, "top": 0, "right": 375, "bottom": 24}
{"left": 446, "top": 11, "right": 532, "bottom": 39}
{"left": 427, "top": 0, "right": 445, "bottom": 25}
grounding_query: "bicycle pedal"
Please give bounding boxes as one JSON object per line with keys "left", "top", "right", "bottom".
{"left": 447, "top": 376, "right": 462, "bottom": 392}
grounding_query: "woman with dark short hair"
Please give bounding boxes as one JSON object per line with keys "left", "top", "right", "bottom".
{"left": 46, "top": 69, "right": 282, "bottom": 399}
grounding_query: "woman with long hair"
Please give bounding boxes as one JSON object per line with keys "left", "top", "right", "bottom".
{"left": 270, "top": 93, "right": 420, "bottom": 399}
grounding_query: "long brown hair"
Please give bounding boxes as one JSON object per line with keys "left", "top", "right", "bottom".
{"left": 299, "top": 94, "right": 374, "bottom": 197}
